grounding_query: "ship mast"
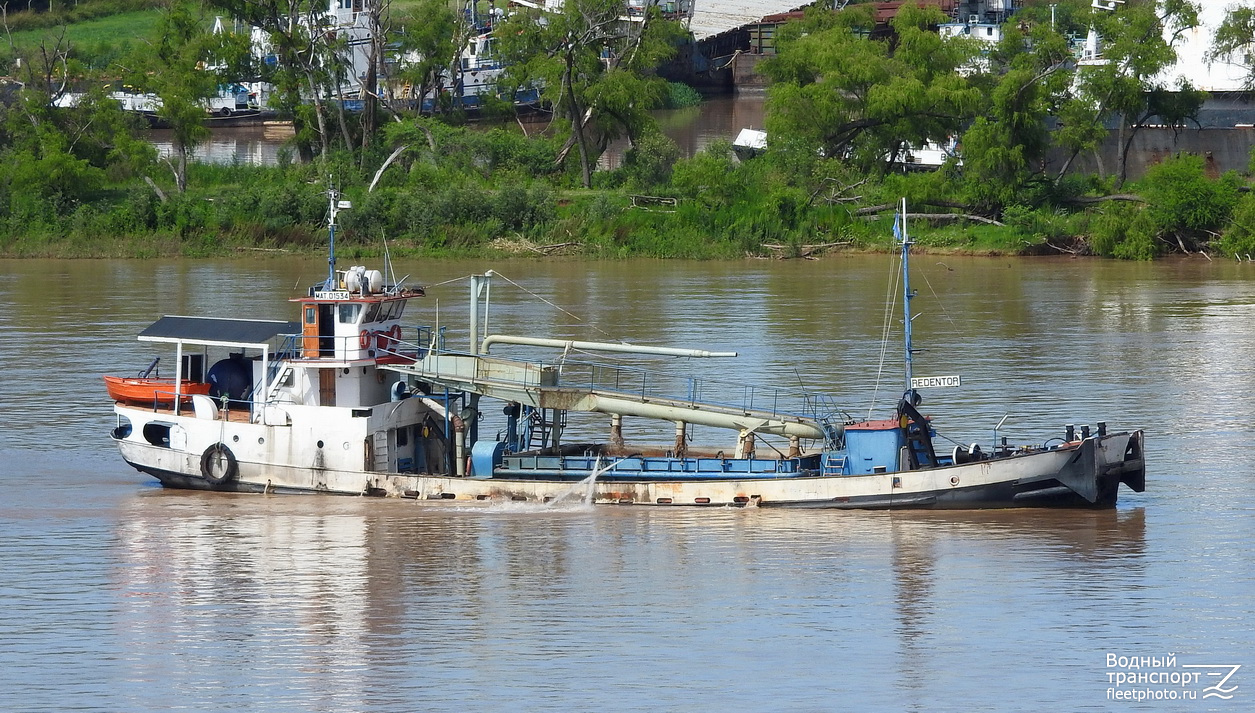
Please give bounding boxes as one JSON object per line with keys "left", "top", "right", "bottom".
{"left": 898, "top": 198, "right": 915, "bottom": 392}
{"left": 325, "top": 185, "right": 340, "bottom": 291}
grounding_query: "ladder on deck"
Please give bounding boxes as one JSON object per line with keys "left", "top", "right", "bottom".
{"left": 265, "top": 365, "right": 293, "bottom": 402}
{"left": 525, "top": 406, "right": 567, "bottom": 452}
{"left": 822, "top": 455, "right": 847, "bottom": 476}
{"left": 261, "top": 335, "right": 300, "bottom": 403}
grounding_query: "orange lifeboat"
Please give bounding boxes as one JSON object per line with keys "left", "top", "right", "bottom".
{"left": 103, "top": 376, "right": 212, "bottom": 406}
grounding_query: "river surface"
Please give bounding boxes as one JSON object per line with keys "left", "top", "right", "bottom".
{"left": 1, "top": 255, "right": 1253, "bottom": 711}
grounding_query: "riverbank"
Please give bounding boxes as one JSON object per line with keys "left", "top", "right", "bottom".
{"left": 0, "top": 215, "right": 1049, "bottom": 260}
{"left": 0, "top": 240, "right": 1042, "bottom": 260}
{"left": 6, "top": 118, "right": 1251, "bottom": 263}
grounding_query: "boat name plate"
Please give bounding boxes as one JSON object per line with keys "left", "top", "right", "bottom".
{"left": 910, "top": 375, "right": 962, "bottom": 389}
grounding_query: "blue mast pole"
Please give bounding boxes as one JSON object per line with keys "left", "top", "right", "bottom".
{"left": 899, "top": 198, "right": 914, "bottom": 392}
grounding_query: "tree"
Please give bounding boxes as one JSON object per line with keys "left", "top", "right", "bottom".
{"left": 1, "top": 24, "right": 151, "bottom": 214}
{"left": 760, "top": 4, "right": 982, "bottom": 172}
{"left": 123, "top": 2, "right": 251, "bottom": 192}
{"left": 1054, "top": 0, "right": 1200, "bottom": 185}
{"left": 207, "top": 0, "right": 348, "bottom": 161}
{"left": 955, "top": 15, "right": 1074, "bottom": 212}
{"left": 391, "top": 0, "right": 462, "bottom": 117}
{"left": 1210, "top": 5, "right": 1255, "bottom": 87}
{"left": 495, "top": 0, "right": 684, "bottom": 187}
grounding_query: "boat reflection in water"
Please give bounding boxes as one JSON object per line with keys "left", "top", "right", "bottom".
{"left": 110, "top": 496, "right": 1147, "bottom": 695}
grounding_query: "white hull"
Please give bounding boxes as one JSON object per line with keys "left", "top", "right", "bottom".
{"left": 113, "top": 404, "right": 1143, "bottom": 508}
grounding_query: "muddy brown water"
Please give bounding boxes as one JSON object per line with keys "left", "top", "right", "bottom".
{"left": 1, "top": 254, "right": 1252, "bottom": 710}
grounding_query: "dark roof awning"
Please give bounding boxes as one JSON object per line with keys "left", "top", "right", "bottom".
{"left": 138, "top": 316, "right": 299, "bottom": 347}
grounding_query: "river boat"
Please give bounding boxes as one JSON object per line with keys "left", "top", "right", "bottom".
{"left": 106, "top": 194, "right": 1145, "bottom": 508}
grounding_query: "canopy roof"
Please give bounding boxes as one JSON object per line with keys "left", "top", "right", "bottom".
{"left": 138, "top": 316, "right": 299, "bottom": 347}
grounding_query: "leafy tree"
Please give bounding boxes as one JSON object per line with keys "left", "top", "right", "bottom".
{"left": 207, "top": 0, "right": 348, "bottom": 160}
{"left": 0, "top": 28, "right": 151, "bottom": 214}
{"left": 1210, "top": 5, "right": 1255, "bottom": 88}
{"left": 391, "top": 0, "right": 462, "bottom": 117}
{"left": 1055, "top": 0, "right": 1200, "bottom": 186}
{"left": 760, "top": 4, "right": 981, "bottom": 172}
{"left": 122, "top": 2, "right": 251, "bottom": 192}
{"left": 956, "top": 19, "right": 1073, "bottom": 213}
{"left": 495, "top": 0, "right": 684, "bottom": 187}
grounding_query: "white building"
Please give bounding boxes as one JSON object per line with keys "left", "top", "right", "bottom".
{"left": 1154, "top": 1, "right": 1254, "bottom": 93}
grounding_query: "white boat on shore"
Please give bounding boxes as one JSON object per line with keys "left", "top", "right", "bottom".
{"left": 107, "top": 194, "right": 1144, "bottom": 508}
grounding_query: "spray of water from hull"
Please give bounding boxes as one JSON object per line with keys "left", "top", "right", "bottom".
{"left": 547, "top": 457, "right": 624, "bottom": 508}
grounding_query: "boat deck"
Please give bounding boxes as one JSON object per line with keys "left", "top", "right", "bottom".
{"left": 114, "top": 401, "right": 254, "bottom": 423}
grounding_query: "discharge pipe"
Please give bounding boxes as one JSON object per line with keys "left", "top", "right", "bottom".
{"left": 480, "top": 335, "right": 736, "bottom": 358}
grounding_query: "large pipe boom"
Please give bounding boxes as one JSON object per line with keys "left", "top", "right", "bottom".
{"left": 480, "top": 334, "right": 736, "bottom": 358}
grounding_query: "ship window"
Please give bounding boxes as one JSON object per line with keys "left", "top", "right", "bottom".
{"left": 364, "top": 302, "right": 382, "bottom": 323}
{"left": 338, "top": 303, "right": 362, "bottom": 324}
{"left": 304, "top": 306, "right": 316, "bottom": 324}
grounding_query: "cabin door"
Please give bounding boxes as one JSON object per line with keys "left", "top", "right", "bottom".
{"left": 302, "top": 305, "right": 319, "bottom": 357}
{"left": 318, "top": 369, "right": 336, "bottom": 407}
{"left": 302, "top": 304, "right": 337, "bottom": 358}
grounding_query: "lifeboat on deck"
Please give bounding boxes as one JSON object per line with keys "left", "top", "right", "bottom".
{"left": 103, "top": 376, "right": 211, "bottom": 406}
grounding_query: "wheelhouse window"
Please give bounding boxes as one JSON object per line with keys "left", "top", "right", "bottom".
{"left": 338, "top": 304, "right": 362, "bottom": 324}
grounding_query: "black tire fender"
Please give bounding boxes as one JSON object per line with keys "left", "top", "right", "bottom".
{"left": 200, "top": 443, "right": 239, "bottom": 486}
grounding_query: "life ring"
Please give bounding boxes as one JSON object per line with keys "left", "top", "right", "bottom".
{"left": 359, "top": 330, "right": 372, "bottom": 349}
{"left": 377, "top": 324, "right": 402, "bottom": 350}
{"left": 376, "top": 329, "right": 391, "bottom": 350}
{"left": 200, "top": 443, "right": 239, "bottom": 486}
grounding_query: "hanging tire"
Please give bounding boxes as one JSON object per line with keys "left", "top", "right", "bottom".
{"left": 200, "top": 443, "right": 239, "bottom": 486}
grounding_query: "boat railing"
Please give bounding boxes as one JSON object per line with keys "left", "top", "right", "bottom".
{"left": 567, "top": 360, "right": 851, "bottom": 426}
{"left": 285, "top": 325, "right": 441, "bottom": 360}
{"left": 148, "top": 389, "right": 181, "bottom": 412}
{"left": 411, "top": 346, "right": 839, "bottom": 423}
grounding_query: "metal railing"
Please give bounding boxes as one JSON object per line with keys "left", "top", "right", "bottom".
{"left": 411, "top": 346, "right": 847, "bottom": 429}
